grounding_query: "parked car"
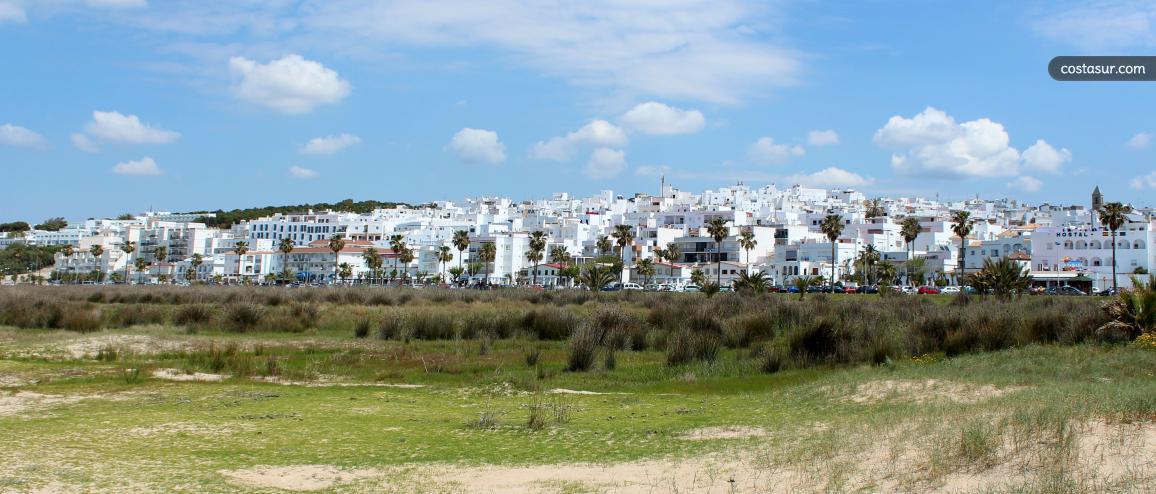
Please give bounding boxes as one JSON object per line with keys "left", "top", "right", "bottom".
{"left": 842, "top": 285, "right": 859, "bottom": 294}
{"left": 600, "top": 282, "right": 622, "bottom": 292}
{"left": 1046, "top": 286, "right": 1086, "bottom": 296}
{"left": 857, "top": 285, "right": 880, "bottom": 294}
{"left": 681, "top": 284, "right": 701, "bottom": 293}
{"left": 621, "top": 282, "right": 643, "bottom": 291}
{"left": 900, "top": 285, "right": 919, "bottom": 295}
{"left": 657, "top": 284, "right": 676, "bottom": 292}
{"left": 1097, "top": 287, "right": 1120, "bottom": 297}
{"left": 940, "top": 286, "right": 961, "bottom": 294}
{"left": 917, "top": 286, "right": 941, "bottom": 295}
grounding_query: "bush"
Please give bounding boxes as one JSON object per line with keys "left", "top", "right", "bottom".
{"left": 522, "top": 307, "right": 580, "bottom": 340}
{"left": 174, "top": 304, "right": 215, "bottom": 326}
{"left": 61, "top": 307, "right": 102, "bottom": 333}
{"left": 354, "top": 319, "right": 371, "bottom": 339}
{"left": 566, "top": 322, "right": 603, "bottom": 372}
{"left": 224, "top": 304, "right": 265, "bottom": 332}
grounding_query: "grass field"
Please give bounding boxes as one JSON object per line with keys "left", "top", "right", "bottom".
{"left": 0, "top": 286, "right": 1153, "bottom": 493}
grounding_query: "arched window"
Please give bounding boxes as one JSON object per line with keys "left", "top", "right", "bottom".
{"left": 1075, "top": 240, "right": 1087, "bottom": 250}
{"left": 1089, "top": 240, "right": 1102, "bottom": 250}
{"left": 1092, "top": 257, "right": 1102, "bottom": 267}
{"left": 1134, "top": 240, "right": 1146, "bottom": 250}
{"left": 1063, "top": 240, "right": 1074, "bottom": 249}
{"left": 1117, "top": 241, "right": 1131, "bottom": 250}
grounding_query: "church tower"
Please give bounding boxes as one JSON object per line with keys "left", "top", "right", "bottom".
{"left": 1092, "top": 186, "right": 1103, "bottom": 227}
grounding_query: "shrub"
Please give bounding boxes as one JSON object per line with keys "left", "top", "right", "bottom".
{"left": 522, "top": 307, "right": 580, "bottom": 340}
{"left": 174, "top": 304, "right": 215, "bottom": 326}
{"left": 224, "top": 303, "right": 265, "bottom": 332}
{"left": 565, "top": 322, "right": 603, "bottom": 372}
{"left": 524, "top": 347, "right": 541, "bottom": 367}
{"left": 61, "top": 308, "right": 102, "bottom": 333}
{"left": 666, "top": 327, "right": 721, "bottom": 366}
{"left": 106, "top": 304, "right": 167, "bottom": 328}
{"left": 354, "top": 319, "right": 371, "bottom": 339}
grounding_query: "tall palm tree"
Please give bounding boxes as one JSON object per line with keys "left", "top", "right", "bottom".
{"left": 337, "top": 262, "right": 353, "bottom": 284}
{"left": 636, "top": 258, "right": 656, "bottom": 286}
{"left": 437, "top": 245, "right": 454, "bottom": 284}
{"left": 865, "top": 198, "right": 885, "bottom": 219}
{"left": 950, "top": 210, "right": 973, "bottom": 283}
{"left": 134, "top": 257, "right": 149, "bottom": 284}
{"left": 901, "top": 217, "right": 921, "bottom": 286}
{"left": 478, "top": 242, "right": 496, "bottom": 287}
{"left": 595, "top": 235, "right": 613, "bottom": 256}
{"left": 190, "top": 253, "right": 203, "bottom": 283}
{"left": 398, "top": 246, "right": 415, "bottom": 284}
{"left": 876, "top": 260, "right": 897, "bottom": 286}
{"left": 1100, "top": 202, "right": 1132, "bottom": 292}
{"left": 121, "top": 241, "right": 136, "bottom": 285}
{"left": 611, "top": 225, "right": 634, "bottom": 261}
{"left": 278, "top": 237, "right": 295, "bottom": 284}
{"left": 861, "top": 245, "right": 880, "bottom": 285}
{"left": 362, "top": 247, "right": 381, "bottom": 286}
{"left": 527, "top": 231, "right": 548, "bottom": 285}
{"left": 705, "top": 217, "right": 729, "bottom": 286}
{"left": 233, "top": 240, "right": 248, "bottom": 285}
{"left": 820, "top": 214, "right": 845, "bottom": 288}
{"left": 664, "top": 242, "right": 681, "bottom": 264}
{"left": 89, "top": 244, "right": 104, "bottom": 282}
{"left": 60, "top": 245, "right": 74, "bottom": 284}
{"left": 550, "top": 245, "right": 571, "bottom": 286}
{"left": 153, "top": 246, "right": 167, "bottom": 284}
{"left": 452, "top": 230, "right": 470, "bottom": 272}
{"left": 388, "top": 234, "right": 405, "bottom": 284}
{"left": 738, "top": 229, "right": 757, "bottom": 265}
{"left": 328, "top": 234, "right": 345, "bottom": 284}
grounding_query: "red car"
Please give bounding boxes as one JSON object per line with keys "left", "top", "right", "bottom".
{"left": 842, "top": 286, "right": 858, "bottom": 294}
{"left": 917, "top": 286, "right": 941, "bottom": 294}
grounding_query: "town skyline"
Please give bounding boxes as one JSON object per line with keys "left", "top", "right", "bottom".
{"left": 3, "top": 1, "right": 1156, "bottom": 220}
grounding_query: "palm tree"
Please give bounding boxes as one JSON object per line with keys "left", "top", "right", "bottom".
{"left": 596, "top": 235, "right": 613, "bottom": 256}
{"left": 328, "top": 234, "right": 345, "bottom": 284}
{"left": 734, "top": 271, "right": 770, "bottom": 294}
{"left": 388, "top": 234, "right": 405, "bottom": 285}
{"left": 611, "top": 225, "right": 634, "bottom": 260}
{"left": 60, "top": 245, "right": 74, "bottom": 284}
{"left": 636, "top": 258, "right": 656, "bottom": 286}
{"left": 452, "top": 230, "right": 470, "bottom": 273}
{"left": 337, "top": 262, "right": 353, "bottom": 285}
{"left": 793, "top": 275, "right": 817, "bottom": 301}
{"left": 362, "top": 247, "right": 382, "bottom": 286}
{"left": 966, "top": 257, "right": 1030, "bottom": 299}
{"left": 705, "top": 217, "right": 729, "bottom": 286}
{"left": 133, "top": 257, "right": 149, "bottom": 284}
{"left": 437, "top": 245, "right": 454, "bottom": 284}
{"left": 550, "top": 245, "right": 571, "bottom": 286}
{"left": 865, "top": 198, "right": 885, "bottom": 219}
{"left": 690, "top": 268, "right": 706, "bottom": 286}
{"left": 1100, "top": 202, "right": 1132, "bottom": 293}
{"left": 950, "top": 210, "right": 973, "bottom": 283}
{"left": 233, "top": 240, "right": 248, "bottom": 285}
{"left": 190, "top": 253, "right": 203, "bottom": 283}
{"left": 478, "top": 242, "right": 496, "bottom": 287}
{"left": 579, "top": 264, "right": 616, "bottom": 292}
{"left": 526, "top": 231, "right": 548, "bottom": 285}
{"left": 900, "top": 217, "right": 921, "bottom": 286}
{"left": 820, "top": 214, "right": 845, "bottom": 290}
{"left": 398, "top": 246, "right": 415, "bottom": 284}
{"left": 89, "top": 244, "right": 104, "bottom": 282}
{"left": 861, "top": 245, "right": 880, "bottom": 285}
{"left": 664, "top": 242, "right": 681, "bottom": 263}
{"left": 278, "top": 237, "right": 295, "bottom": 284}
{"left": 876, "top": 260, "right": 898, "bottom": 286}
{"left": 121, "top": 241, "right": 136, "bottom": 285}
{"left": 738, "top": 229, "right": 757, "bottom": 265}
{"left": 154, "top": 245, "right": 167, "bottom": 264}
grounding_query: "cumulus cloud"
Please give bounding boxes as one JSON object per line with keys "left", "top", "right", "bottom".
{"left": 112, "top": 157, "right": 162, "bottom": 176}
{"left": 85, "top": 0, "right": 147, "bottom": 8}
{"left": 1021, "top": 139, "right": 1071, "bottom": 174}
{"left": 83, "top": 111, "right": 180, "bottom": 144}
{"left": 784, "top": 167, "right": 873, "bottom": 188}
{"left": 71, "top": 133, "right": 100, "bottom": 153}
{"left": 0, "top": 1, "right": 26, "bottom": 24}
{"left": 873, "top": 107, "right": 1056, "bottom": 178}
{"left": 1007, "top": 175, "right": 1043, "bottom": 193}
{"left": 0, "top": 123, "right": 47, "bottom": 148}
{"left": 531, "top": 120, "right": 628, "bottom": 161}
{"left": 747, "top": 136, "right": 804, "bottom": 165}
{"left": 807, "top": 130, "right": 839, "bottom": 146}
{"left": 300, "top": 133, "right": 360, "bottom": 155}
{"left": 448, "top": 128, "right": 506, "bottom": 164}
{"left": 289, "top": 165, "right": 319, "bottom": 179}
{"left": 584, "top": 148, "right": 627, "bottom": 179}
{"left": 229, "top": 54, "right": 351, "bottom": 114}
{"left": 619, "top": 102, "right": 705, "bottom": 135}
{"left": 1127, "top": 131, "right": 1151, "bottom": 149}
{"left": 1131, "top": 170, "right": 1156, "bottom": 189}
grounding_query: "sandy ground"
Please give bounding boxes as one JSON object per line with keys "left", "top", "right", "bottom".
{"left": 839, "top": 379, "right": 1025, "bottom": 404}
{"left": 152, "top": 368, "right": 229, "bottom": 382}
{"left": 219, "top": 465, "right": 380, "bottom": 491}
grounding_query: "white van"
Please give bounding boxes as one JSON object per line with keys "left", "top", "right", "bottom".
{"left": 621, "top": 282, "right": 644, "bottom": 291}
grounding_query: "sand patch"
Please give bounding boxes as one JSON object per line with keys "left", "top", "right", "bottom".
{"left": 60, "top": 334, "right": 188, "bottom": 359}
{"left": 679, "top": 426, "right": 768, "bottom": 440}
{"left": 152, "top": 368, "right": 228, "bottom": 382}
{"left": 843, "top": 379, "right": 1023, "bottom": 405}
{"left": 0, "top": 391, "right": 86, "bottom": 417}
{"left": 548, "top": 388, "right": 628, "bottom": 396}
{"left": 220, "top": 465, "right": 380, "bottom": 491}
{"left": 126, "top": 422, "right": 254, "bottom": 438}
{"left": 252, "top": 376, "right": 425, "bottom": 388}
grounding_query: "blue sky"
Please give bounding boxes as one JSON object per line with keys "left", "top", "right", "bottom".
{"left": 1, "top": 0, "right": 1154, "bottom": 222}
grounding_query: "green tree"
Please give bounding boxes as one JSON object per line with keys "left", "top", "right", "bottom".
{"left": 328, "top": 234, "right": 346, "bottom": 284}
{"left": 233, "top": 240, "right": 248, "bottom": 284}
{"left": 596, "top": 235, "right": 613, "bottom": 256}
{"left": 35, "top": 217, "right": 67, "bottom": 231}
{"left": 876, "top": 260, "right": 898, "bottom": 286}
{"left": 399, "top": 246, "right": 415, "bottom": 283}
{"left": 664, "top": 242, "right": 681, "bottom": 263}
{"left": 190, "top": 253, "right": 203, "bottom": 283}
{"left": 452, "top": 230, "right": 470, "bottom": 273}
{"left": 388, "top": 234, "right": 405, "bottom": 284}
{"left": 966, "top": 257, "right": 1030, "bottom": 299}
{"left": 337, "top": 262, "right": 353, "bottom": 284}
{"left": 526, "top": 231, "right": 548, "bottom": 285}
{"left": 705, "top": 217, "right": 729, "bottom": 286}
{"left": 819, "top": 214, "right": 845, "bottom": 290}
{"left": 864, "top": 198, "right": 885, "bottom": 219}
{"left": 1100, "top": 202, "right": 1132, "bottom": 293}
{"left": 153, "top": 245, "right": 167, "bottom": 264}
{"left": 793, "top": 275, "right": 817, "bottom": 301}
{"left": 611, "top": 224, "right": 634, "bottom": 263}
{"left": 636, "top": 258, "right": 656, "bottom": 286}
{"left": 121, "top": 241, "right": 136, "bottom": 285}
{"left": 734, "top": 271, "right": 769, "bottom": 294}
{"left": 579, "top": 264, "right": 616, "bottom": 292}
{"left": 900, "top": 217, "right": 922, "bottom": 286}
{"left": 279, "top": 237, "right": 296, "bottom": 284}
{"left": 437, "top": 245, "right": 454, "bottom": 284}
{"left": 738, "top": 229, "right": 757, "bottom": 265}
{"left": 950, "top": 210, "right": 973, "bottom": 282}
{"left": 690, "top": 268, "right": 706, "bottom": 286}
{"left": 133, "top": 256, "right": 149, "bottom": 284}
{"left": 478, "top": 242, "right": 496, "bottom": 287}
{"left": 362, "top": 246, "right": 382, "bottom": 286}
{"left": 1100, "top": 275, "right": 1156, "bottom": 339}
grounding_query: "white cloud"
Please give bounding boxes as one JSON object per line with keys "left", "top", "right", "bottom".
{"left": 747, "top": 136, "right": 804, "bottom": 165}
{"left": 584, "top": 148, "right": 627, "bottom": 179}
{"left": 531, "top": 120, "right": 628, "bottom": 161}
{"left": 0, "top": 1, "right": 26, "bottom": 24}
{"left": 84, "top": 111, "right": 180, "bottom": 144}
{"left": 1127, "top": 131, "right": 1151, "bottom": 150}
{"left": 1131, "top": 170, "right": 1156, "bottom": 189}
{"left": 1007, "top": 176, "right": 1043, "bottom": 193}
{"left": 874, "top": 107, "right": 1030, "bottom": 178}
{"left": 229, "top": 54, "right": 351, "bottom": 114}
{"left": 448, "top": 128, "right": 506, "bottom": 164}
{"left": 807, "top": 129, "right": 839, "bottom": 146}
{"left": 0, "top": 123, "right": 47, "bottom": 148}
{"left": 71, "top": 133, "right": 100, "bottom": 153}
{"left": 619, "top": 102, "right": 705, "bottom": 135}
{"left": 1021, "top": 139, "right": 1071, "bottom": 174}
{"left": 300, "top": 133, "right": 361, "bottom": 155}
{"left": 112, "top": 157, "right": 162, "bottom": 176}
{"left": 85, "top": 0, "right": 148, "bottom": 8}
{"left": 289, "top": 165, "right": 319, "bottom": 179}
{"left": 1034, "top": 1, "right": 1156, "bottom": 51}
{"left": 302, "top": 0, "right": 799, "bottom": 104}
{"left": 784, "top": 167, "right": 873, "bottom": 188}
